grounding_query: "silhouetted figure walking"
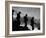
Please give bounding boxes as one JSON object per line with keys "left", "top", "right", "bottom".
{"left": 24, "top": 14, "right": 28, "bottom": 27}
{"left": 30, "top": 17, "right": 34, "bottom": 30}
{"left": 16, "top": 11, "right": 21, "bottom": 30}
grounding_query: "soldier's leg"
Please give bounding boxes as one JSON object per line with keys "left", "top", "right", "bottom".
{"left": 38, "top": 25, "right": 40, "bottom": 30}
{"left": 25, "top": 22, "right": 27, "bottom": 27}
{"left": 32, "top": 25, "right": 34, "bottom": 30}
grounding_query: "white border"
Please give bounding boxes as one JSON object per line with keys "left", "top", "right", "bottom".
{"left": 9, "top": 4, "right": 43, "bottom": 35}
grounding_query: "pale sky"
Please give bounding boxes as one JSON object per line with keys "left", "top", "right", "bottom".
{"left": 12, "top": 7, "right": 40, "bottom": 19}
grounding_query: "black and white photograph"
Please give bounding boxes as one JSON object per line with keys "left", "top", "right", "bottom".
{"left": 12, "top": 7, "right": 40, "bottom": 31}
{"left": 9, "top": 4, "right": 43, "bottom": 35}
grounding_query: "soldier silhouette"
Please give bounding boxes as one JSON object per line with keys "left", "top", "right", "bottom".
{"left": 12, "top": 9, "right": 16, "bottom": 31}
{"left": 16, "top": 11, "right": 21, "bottom": 30}
{"left": 24, "top": 14, "right": 28, "bottom": 27}
{"left": 12, "top": 9, "right": 14, "bottom": 15}
{"left": 30, "top": 17, "right": 34, "bottom": 30}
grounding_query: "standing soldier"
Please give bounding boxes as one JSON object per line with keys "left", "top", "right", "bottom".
{"left": 30, "top": 17, "right": 34, "bottom": 30}
{"left": 16, "top": 11, "right": 21, "bottom": 30}
{"left": 24, "top": 14, "right": 28, "bottom": 27}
